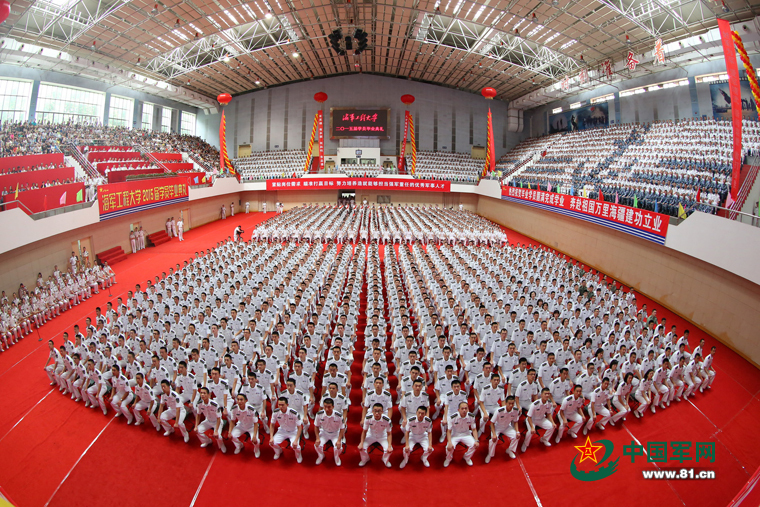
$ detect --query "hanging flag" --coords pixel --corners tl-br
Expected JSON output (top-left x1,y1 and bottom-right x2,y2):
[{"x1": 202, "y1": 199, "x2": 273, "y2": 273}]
[
  {"x1": 59, "y1": 191, "x2": 67, "y2": 205},
  {"x1": 633, "y1": 195, "x2": 638, "y2": 208},
  {"x1": 193, "y1": 176, "x2": 199, "y2": 184},
  {"x1": 547, "y1": 183, "x2": 552, "y2": 192},
  {"x1": 695, "y1": 186, "x2": 701, "y2": 203},
  {"x1": 409, "y1": 114, "x2": 417, "y2": 176},
  {"x1": 399, "y1": 111, "x2": 409, "y2": 170},
  {"x1": 482, "y1": 107, "x2": 495, "y2": 179},
  {"x1": 14, "y1": 182, "x2": 18, "y2": 199},
  {"x1": 303, "y1": 112, "x2": 319, "y2": 173},
  {"x1": 598, "y1": 189, "x2": 604, "y2": 202},
  {"x1": 583, "y1": 188, "x2": 588, "y2": 198},
  {"x1": 726, "y1": 192, "x2": 735, "y2": 208},
  {"x1": 43, "y1": 195, "x2": 47, "y2": 211},
  {"x1": 678, "y1": 203, "x2": 688, "y2": 219},
  {"x1": 76, "y1": 189, "x2": 83, "y2": 202},
  {"x1": 520, "y1": 182, "x2": 523, "y2": 188},
  {"x1": 219, "y1": 110, "x2": 236, "y2": 176},
  {"x1": 655, "y1": 201, "x2": 659, "y2": 213},
  {"x1": 717, "y1": 19, "x2": 742, "y2": 201},
  {"x1": 615, "y1": 192, "x2": 619, "y2": 204}
]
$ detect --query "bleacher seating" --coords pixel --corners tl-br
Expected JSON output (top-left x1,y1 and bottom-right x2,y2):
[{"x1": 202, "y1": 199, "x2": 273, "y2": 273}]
[
  {"x1": 503, "y1": 118, "x2": 760, "y2": 217},
  {"x1": 414, "y1": 151, "x2": 482, "y2": 182},
  {"x1": 338, "y1": 165, "x2": 383, "y2": 177},
  {"x1": 234, "y1": 150, "x2": 308, "y2": 181}
]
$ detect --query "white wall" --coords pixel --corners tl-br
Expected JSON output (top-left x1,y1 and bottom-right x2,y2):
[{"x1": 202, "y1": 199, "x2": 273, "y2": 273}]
[{"x1": 197, "y1": 74, "x2": 531, "y2": 157}]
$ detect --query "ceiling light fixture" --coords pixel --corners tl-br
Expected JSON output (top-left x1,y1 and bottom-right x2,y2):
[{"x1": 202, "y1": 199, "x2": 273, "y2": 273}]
[
  {"x1": 151, "y1": 3, "x2": 159, "y2": 15},
  {"x1": 265, "y1": 10, "x2": 273, "y2": 19}
]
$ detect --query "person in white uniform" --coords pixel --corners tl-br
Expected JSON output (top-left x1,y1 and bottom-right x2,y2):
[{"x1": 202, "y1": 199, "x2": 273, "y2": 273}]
[
  {"x1": 522, "y1": 387, "x2": 556, "y2": 452},
  {"x1": 195, "y1": 387, "x2": 226, "y2": 453},
  {"x1": 230, "y1": 393, "x2": 260, "y2": 456},
  {"x1": 109, "y1": 365, "x2": 134, "y2": 422},
  {"x1": 359, "y1": 403, "x2": 393, "y2": 467},
  {"x1": 150, "y1": 379, "x2": 190, "y2": 443},
  {"x1": 269, "y1": 397, "x2": 304, "y2": 463},
  {"x1": 486, "y1": 395, "x2": 521, "y2": 462},
  {"x1": 556, "y1": 384, "x2": 586, "y2": 443},
  {"x1": 130, "y1": 372, "x2": 155, "y2": 426},
  {"x1": 314, "y1": 398, "x2": 345, "y2": 466},
  {"x1": 400, "y1": 406, "x2": 434, "y2": 469},
  {"x1": 444, "y1": 401, "x2": 479, "y2": 467},
  {"x1": 585, "y1": 377, "x2": 613, "y2": 434},
  {"x1": 177, "y1": 218, "x2": 184, "y2": 242}
]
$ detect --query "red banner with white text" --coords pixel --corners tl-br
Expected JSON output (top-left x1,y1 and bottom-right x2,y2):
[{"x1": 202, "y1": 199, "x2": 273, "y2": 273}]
[
  {"x1": 502, "y1": 186, "x2": 669, "y2": 244},
  {"x1": 267, "y1": 178, "x2": 450, "y2": 192},
  {"x1": 318, "y1": 110, "x2": 325, "y2": 172},
  {"x1": 98, "y1": 176, "x2": 190, "y2": 220}
]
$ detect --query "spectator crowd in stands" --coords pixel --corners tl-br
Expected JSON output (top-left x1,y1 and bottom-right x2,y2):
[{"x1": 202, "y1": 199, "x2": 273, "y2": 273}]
[
  {"x1": 503, "y1": 118, "x2": 760, "y2": 217},
  {"x1": 0, "y1": 120, "x2": 220, "y2": 170}
]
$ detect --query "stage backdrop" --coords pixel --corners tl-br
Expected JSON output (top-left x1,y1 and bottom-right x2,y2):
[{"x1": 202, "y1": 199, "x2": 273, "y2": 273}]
[
  {"x1": 98, "y1": 176, "x2": 189, "y2": 220},
  {"x1": 549, "y1": 102, "x2": 609, "y2": 134},
  {"x1": 710, "y1": 80, "x2": 759, "y2": 121},
  {"x1": 266, "y1": 177, "x2": 450, "y2": 192}
]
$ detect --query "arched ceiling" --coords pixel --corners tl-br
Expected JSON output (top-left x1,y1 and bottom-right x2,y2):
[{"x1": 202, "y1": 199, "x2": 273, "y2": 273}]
[{"x1": 1, "y1": 0, "x2": 757, "y2": 103}]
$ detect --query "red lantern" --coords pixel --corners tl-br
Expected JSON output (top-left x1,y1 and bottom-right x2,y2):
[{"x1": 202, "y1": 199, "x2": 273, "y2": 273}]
[
  {"x1": 0, "y1": 0, "x2": 9, "y2": 24},
  {"x1": 217, "y1": 93, "x2": 232, "y2": 105},
  {"x1": 400, "y1": 94, "x2": 415, "y2": 106},
  {"x1": 314, "y1": 92, "x2": 328, "y2": 103},
  {"x1": 481, "y1": 87, "x2": 497, "y2": 100}
]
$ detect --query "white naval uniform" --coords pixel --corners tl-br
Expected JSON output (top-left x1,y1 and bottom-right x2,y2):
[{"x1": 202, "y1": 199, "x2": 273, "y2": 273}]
[
  {"x1": 230, "y1": 403, "x2": 260, "y2": 454},
  {"x1": 315, "y1": 410, "x2": 345, "y2": 463},
  {"x1": 196, "y1": 399, "x2": 226, "y2": 452},
  {"x1": 523, "y1": 399, "x2": 555, "y2": 450},
  {"x1": 445, "y1": 412, "x2": 478, "y2": 463},
  {"x1": 403, "y1": 415, "x2": 433, "y2": 462},
  {"x1": 557, "y1": 394, "x2": 585, "y2": 441},
  {"x1": 360, "y1": 414, "x2": 393, "y2": 464},
  {"x1": 585, "y1": 386, "x2": 612, "y2": 431},
  {"x1": 488, "y1": 405, "x2": 521, "y2": 457},
  {"x1": 270, "y1": 408, "x2": 303, "y2": 460}
]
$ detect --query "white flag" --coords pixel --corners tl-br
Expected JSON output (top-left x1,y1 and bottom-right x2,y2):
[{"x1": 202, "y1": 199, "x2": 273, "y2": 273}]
[{"x1": 60, "y1": 192, "x2": 67, "y2": 205}]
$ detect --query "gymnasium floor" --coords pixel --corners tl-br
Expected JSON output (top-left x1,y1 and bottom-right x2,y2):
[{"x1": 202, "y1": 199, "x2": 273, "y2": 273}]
[{"x1": 0, "y1": 211, "x2": 759, "y2": 507}]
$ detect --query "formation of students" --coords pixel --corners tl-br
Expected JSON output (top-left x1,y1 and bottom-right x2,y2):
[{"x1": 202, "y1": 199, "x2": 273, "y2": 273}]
[
  {"x1": 42, "y1": 207, "x2": 716, "y2": 467},
  {"x1": 2, "y1": 262, "x2": 115, "y2": 352}
]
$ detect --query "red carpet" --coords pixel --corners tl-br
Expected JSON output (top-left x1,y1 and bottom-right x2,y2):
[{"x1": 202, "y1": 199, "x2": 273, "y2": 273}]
[{"x1": 0, "y1": 211, "x2": 757, "y2": 507}]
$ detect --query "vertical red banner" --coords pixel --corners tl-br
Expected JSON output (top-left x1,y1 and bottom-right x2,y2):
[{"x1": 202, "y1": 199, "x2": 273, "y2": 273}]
[
  {"x1": 399, "y1": 110, "x2": 409, "y2": 170},
  {"x1": 318, "y1": 110, "x2": 325, "y2": 171},
  {"x1": 718, "y1": 18, "x2": 742, "y2": 200},
  {"x1": 219, "y1": 110, "x2": 225, "y2": 173},
  {"x1": 487, "y1": 107, "x2": 495, "y2": 173}
]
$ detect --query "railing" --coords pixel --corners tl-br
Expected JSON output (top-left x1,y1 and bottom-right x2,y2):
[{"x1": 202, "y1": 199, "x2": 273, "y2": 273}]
[
  {"x1": 133, "y1": 144, "x2": 170, "y2": 174},
  {"x1": 729, "y1": 164, "x2": 759, "y2": 220},
  {"x1": 30, "y1": 199, "x2": 96, "y2": 219},
  {"x1": 674, "y1": 201, "x2": 758, "y2": 227},
  {"x1": 189, "y1": 153, "x2": 214, "y2": 174},
  {"x1": 63, "y1": 143, "x2": 99, "y2": 178}
]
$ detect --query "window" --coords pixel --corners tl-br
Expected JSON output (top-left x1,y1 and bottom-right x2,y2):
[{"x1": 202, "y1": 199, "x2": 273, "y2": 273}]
[
  {"x1": 590, "y1": 93, "x2": 614, "y2": 104},
  {"x1": 108, "y1": 95, "x2": 133, "y2": 128},
  {"x1": 161, "y1": 107, "x2": 173, "y2": 133},
  {"x1": 36, "y1": 83, "x2": 105, "y2": 124},
  {"x1": 142, "y1": 103, "x2": 154, "y2": 130},
  {"x1": 181, "y1": 112, "x2": 196, "y2": 135},
  {"x1": 0, "y1": 79, "x2": 32, "y2": 123}
]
